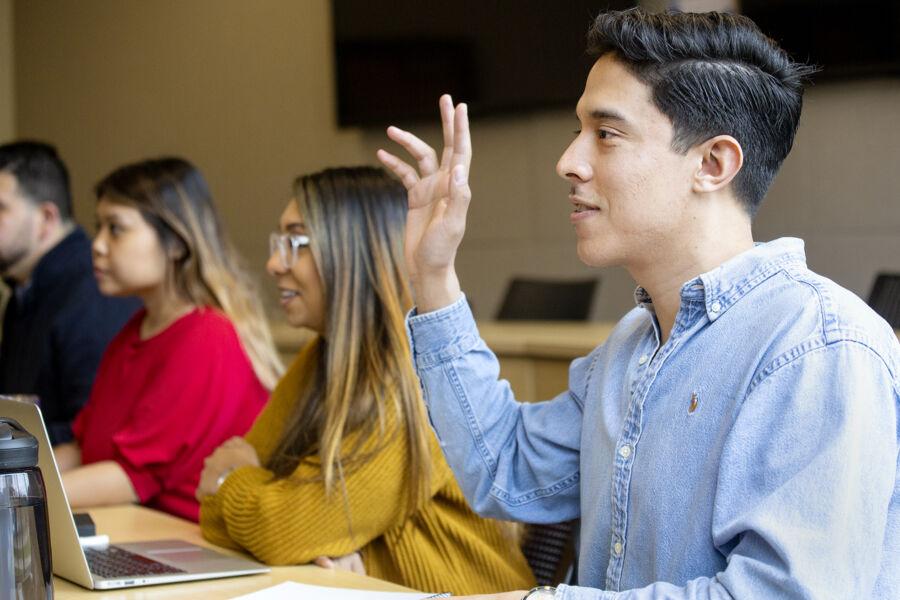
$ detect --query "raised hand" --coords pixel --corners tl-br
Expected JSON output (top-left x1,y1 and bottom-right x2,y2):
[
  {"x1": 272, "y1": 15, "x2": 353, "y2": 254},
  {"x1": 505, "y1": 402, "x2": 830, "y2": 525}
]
[{"x1": 377, "y1": 94, "x2": 472, "y2": 313}]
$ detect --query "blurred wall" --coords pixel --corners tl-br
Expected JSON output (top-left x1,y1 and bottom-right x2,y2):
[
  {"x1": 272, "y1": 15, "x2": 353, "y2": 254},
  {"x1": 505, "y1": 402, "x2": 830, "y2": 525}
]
[
  {"x1": 13, "y1": 0, "x2": 367, "y2": 310},
  {"x1": 0, "y1": 0, "x2": 13, "y2": 140},
  {"x1": 0, "y1": 0, "x2": 14, "y2": 325},
  {"x1": 754, "y1": 79, "x2": 900, "y2": 299},
  {"x1": 13, "y1": 1, "x2": 900, "y2": 321}
]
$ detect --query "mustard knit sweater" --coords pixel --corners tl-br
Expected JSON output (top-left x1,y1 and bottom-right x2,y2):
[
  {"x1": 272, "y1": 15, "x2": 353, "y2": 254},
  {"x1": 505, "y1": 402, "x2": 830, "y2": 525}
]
[{"x1": 200, "y1": 343, "x2": 535, "y2": 595}]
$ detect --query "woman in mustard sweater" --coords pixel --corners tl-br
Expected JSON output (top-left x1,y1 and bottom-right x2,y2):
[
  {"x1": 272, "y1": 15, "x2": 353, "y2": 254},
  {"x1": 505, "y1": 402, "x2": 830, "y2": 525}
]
[{"x1": 197, "y1": 167, "x2": 534, "y2": 594}]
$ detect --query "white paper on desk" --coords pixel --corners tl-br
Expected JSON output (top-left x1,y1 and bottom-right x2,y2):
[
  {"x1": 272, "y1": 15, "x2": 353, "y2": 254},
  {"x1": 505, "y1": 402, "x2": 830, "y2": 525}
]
[{"x1": 232, "y1": 581, "x2": 433, "y2": 600}]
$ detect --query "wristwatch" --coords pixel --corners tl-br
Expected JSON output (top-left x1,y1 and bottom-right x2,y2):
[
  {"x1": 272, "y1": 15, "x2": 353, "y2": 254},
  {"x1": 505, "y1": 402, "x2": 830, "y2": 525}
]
[{"x1": 522, "y1": 586, "x2": 557, "y2": 600}]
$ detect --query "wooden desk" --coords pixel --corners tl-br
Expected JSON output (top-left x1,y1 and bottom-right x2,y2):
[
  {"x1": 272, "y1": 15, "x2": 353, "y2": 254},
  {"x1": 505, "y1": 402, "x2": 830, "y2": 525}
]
[
  {"x1": 271, "y1": 320, "x2": 614, "y2": 403},
  {"x1": 475, "y1": 321, "x2": 614, "y2": 401},
  {"x1": 54, "y1": 505, "x2": 413, "y2": 599}
]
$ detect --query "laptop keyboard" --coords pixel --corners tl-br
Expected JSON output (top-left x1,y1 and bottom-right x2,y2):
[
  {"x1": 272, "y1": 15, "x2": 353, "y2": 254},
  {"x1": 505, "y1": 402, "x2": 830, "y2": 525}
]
[{"x1": 85, "y1": 545, "x2": 187, "y2": 579}]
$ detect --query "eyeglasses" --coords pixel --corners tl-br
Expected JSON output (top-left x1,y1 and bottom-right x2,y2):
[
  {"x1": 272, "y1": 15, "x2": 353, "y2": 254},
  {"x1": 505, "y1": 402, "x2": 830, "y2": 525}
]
[{"x1": 269, "y1": 232, "x2": 311, "y2": 269}]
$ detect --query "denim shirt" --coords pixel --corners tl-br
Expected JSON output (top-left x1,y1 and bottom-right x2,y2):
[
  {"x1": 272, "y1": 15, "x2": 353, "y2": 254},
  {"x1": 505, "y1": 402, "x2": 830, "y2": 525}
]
[{"x1": 407, "y1": 238, "x2": 899, "y2": 599}]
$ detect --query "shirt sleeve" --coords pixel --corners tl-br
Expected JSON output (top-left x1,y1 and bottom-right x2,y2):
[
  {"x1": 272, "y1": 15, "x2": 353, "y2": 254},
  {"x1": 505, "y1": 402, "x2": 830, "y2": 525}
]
[
  {"x1": 557, "y1": 339, "x2": 898, "y2": 599},
  {"x1": 200, "y1": 411, "x2": 453, "y2": 565},
  {"x1": 407, "y1": 294, "x2": 587, "y2": 523},
  {"x1": 47, "y1": 299, "x2": 130, "y2": 444}
]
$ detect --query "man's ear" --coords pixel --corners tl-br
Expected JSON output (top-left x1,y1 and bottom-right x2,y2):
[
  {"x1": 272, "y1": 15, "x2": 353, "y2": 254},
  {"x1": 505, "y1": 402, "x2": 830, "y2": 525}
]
[
  {"x1": 692, "y1": 135, "x2": 743, "y2": 194},
  {"x1": 37, "y1": 202, "x2": 62, "y2": 241}
]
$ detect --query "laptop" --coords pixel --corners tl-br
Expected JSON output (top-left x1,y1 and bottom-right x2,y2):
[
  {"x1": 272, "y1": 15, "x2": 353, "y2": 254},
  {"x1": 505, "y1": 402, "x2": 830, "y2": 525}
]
[{"x1": 0, "y1": 397, "x2": 270, "y2": 590}]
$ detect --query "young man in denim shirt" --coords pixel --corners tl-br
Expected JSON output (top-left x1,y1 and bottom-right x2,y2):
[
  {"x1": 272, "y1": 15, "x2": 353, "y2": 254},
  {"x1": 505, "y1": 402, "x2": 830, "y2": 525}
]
[{"x1": 378, "y1": 9, "x2": 899, "y2": 600}]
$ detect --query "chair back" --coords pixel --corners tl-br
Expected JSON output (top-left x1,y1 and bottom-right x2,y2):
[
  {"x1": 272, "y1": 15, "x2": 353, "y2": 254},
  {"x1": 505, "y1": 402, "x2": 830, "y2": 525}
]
[
  {"x1": 520, "y1": 520, "x2": 578, "y2": 586},
  {"x1": 867, "y1": 273, "x2": 900, "y2": 329},
  {"x1": 497, "y1": 278, "x2": 598, "y2": 321}
]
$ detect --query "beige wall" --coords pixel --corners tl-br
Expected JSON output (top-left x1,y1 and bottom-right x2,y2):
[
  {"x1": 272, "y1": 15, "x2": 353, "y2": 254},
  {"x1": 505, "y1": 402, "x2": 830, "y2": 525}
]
[
  {"x1": 754, "y1": 79, "x2": 900, "y2": 299},
  {"x1": 13, "y1": 1, "x2": 900, "y2": 321},
  {"x1": 13, "y1": 0, "x2": 367, "y2": 311},
  {"x1": 0, "y1": 0, "x2": 14, "y2": 141}
]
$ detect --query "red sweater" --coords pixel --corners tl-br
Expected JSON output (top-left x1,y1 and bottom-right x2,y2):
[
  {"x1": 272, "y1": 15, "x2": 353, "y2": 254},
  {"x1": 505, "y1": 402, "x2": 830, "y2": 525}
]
[{"x1": 73, "y1": 307, "x2": 268, "y2": 521}]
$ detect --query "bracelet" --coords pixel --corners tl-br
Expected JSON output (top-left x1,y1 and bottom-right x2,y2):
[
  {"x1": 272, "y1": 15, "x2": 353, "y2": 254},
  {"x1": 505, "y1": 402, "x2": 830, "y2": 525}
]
[{"x1": 215, "y1": 467, "x2": 235, "y2": 492}]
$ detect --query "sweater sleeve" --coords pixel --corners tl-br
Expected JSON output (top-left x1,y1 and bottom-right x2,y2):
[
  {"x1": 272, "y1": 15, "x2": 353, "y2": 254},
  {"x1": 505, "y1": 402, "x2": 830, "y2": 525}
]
[
  {"x1": 200, "y1": 341, "x2": 454, "y2": 564},
  {"x1": 200, "y1": 409, "x2": 450, "y2": 565}
]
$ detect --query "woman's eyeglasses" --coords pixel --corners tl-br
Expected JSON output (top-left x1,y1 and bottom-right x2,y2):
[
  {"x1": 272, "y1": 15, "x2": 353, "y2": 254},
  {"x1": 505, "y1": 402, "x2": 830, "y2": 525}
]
[{"x1": 269, "y1": 232, "x2": 311, "y2": 269}]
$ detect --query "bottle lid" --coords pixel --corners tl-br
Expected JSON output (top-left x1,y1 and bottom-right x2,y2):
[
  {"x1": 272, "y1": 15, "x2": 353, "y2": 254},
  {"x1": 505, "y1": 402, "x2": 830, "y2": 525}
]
[{"x1": 0, "y1": 418, "x2": 39, "y2": 469}]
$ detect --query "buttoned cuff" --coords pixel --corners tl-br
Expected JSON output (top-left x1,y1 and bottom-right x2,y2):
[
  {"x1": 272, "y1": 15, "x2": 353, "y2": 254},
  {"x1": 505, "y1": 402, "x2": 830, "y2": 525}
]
[{"x1": 405, "y1": 293, "x2": 481, "y2": 369}]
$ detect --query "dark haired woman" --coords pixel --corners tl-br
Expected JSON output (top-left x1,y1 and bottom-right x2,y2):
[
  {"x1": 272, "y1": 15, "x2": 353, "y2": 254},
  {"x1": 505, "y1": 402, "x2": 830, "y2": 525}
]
[{"x1": 55, "y1": 157, "x2": 282, "y2": 522}]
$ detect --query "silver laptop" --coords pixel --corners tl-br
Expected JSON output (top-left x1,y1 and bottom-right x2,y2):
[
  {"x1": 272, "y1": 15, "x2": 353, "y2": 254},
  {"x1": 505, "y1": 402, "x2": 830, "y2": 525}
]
[{"x1": 0, "y1": 397, "x2": 270, "y2": 590}]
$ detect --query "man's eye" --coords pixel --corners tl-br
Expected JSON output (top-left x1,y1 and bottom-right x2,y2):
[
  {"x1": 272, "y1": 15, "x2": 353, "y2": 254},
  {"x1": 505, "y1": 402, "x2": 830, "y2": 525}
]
[{"x1": 597, "y1": 130, "x2": 611, "y2": 140}]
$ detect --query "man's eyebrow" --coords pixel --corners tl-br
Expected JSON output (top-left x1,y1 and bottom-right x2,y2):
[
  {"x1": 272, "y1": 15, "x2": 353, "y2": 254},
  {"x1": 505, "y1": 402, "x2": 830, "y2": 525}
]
[
  {"x1": 283, "y1": 222, "x2": 306, "y2": 232},
  {"x1": 588, "y1": 108, "x2": 629, "y2": 123},
  {"x1": 576, "y1": 107, "x2": 630, "y2": 124}
]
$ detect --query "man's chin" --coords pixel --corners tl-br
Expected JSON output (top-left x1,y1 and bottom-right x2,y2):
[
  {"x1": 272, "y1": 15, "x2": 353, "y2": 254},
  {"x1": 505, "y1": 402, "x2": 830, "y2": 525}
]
[
  {"x1": 576, "y1": 242, "x2": 617, "y2": 269},
  {"x1": 0, "y1": 250, "x2": 30, "y2": 279}
]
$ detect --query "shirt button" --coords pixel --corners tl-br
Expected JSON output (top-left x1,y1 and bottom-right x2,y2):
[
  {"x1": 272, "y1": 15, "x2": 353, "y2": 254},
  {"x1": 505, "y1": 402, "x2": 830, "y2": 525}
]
[
  {"x1": 613, "y1": 541, "x2": 623, "y2": 556},
  {"x1": 618, "y1": 444, "x2": 632, "y2": 459},
  {"x1": 711, "y1": 301, "x2": 722, "y2": 313},
  {"x1": 638, "y1": 354, "x2": 648, "y2": 365}
]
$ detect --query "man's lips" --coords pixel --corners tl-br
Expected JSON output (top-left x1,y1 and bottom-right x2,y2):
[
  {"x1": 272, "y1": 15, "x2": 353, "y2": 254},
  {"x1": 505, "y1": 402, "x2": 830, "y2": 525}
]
[
  {"x1": 569, "y1": 194, "x2": 600, "y2": 213},
  {"x1": 572, "y1": 201, "x2": 599, "y2": 213}
]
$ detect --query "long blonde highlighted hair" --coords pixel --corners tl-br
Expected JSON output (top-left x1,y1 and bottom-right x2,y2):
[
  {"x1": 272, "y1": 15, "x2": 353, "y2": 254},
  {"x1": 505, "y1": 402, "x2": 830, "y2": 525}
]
[
  {"x1": 94, "y1": 157, "x2": 283, "y2": 389},
  {"x1": 265, "y1": 166, "x2": 431, "y2": 514}
]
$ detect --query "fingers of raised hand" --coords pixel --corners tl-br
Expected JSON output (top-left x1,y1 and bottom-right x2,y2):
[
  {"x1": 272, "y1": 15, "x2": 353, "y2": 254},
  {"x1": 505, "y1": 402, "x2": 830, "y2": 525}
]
[
  {"x1": 439, "y1": 94, "x2": 456, "y2": 168},
  {"x1": 446, "y1": 165, "x2": 472, "y2": 229},
  {"x1": 452, "y1": 102, "x2": 472, "y2": 171},
  {"x1": 377, "y1": 149, "x2": 420, "y2": 191},
  {"x1": 386, "y1": 126, "x2": 440, "y2": 175}
]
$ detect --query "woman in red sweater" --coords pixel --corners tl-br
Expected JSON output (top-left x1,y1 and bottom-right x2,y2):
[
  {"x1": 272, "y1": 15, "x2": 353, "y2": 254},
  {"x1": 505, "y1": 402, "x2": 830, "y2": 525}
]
[{"x1": 53, "y1": 157, "x2": 282, "y2": 521}]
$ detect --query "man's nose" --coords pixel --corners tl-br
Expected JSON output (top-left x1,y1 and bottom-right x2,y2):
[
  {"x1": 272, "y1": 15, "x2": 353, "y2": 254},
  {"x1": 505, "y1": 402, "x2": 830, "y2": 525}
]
[{"x1": 556, "y1": 136, "x2": 592, "y2": 183}]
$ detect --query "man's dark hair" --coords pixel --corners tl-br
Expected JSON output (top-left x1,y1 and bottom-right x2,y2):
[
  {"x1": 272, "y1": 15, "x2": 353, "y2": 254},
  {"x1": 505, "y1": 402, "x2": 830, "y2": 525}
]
[
  {"x1": 587, "y1": 10, "x2": 818, "y2": 215},
  {"x1": 0, "y1": 141, "x2": 73, "y2": 221}
]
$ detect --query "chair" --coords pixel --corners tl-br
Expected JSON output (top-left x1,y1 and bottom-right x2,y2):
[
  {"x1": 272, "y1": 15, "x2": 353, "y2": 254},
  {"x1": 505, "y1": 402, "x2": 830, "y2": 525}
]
[
  {"x1": 496, "y1": 278, "x2": 599, "y2": 321},
  {"x1": 520, "y1": 520, "x2": 578, "y2": 586},
  {"x1": 867, "y1": 273, "x2": 900, "y2": 329}
]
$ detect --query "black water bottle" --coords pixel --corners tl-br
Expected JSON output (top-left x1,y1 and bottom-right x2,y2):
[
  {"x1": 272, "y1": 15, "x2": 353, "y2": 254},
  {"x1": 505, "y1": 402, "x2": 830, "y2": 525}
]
[{"x1": 0, "y1": 418, "x2": 53, "y2": 599}]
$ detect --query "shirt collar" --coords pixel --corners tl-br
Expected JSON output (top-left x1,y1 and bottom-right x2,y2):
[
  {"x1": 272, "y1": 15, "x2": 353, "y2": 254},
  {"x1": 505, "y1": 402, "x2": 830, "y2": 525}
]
[
  {"x1": 5, "y1": 227, "x2": 90, "y2": 303},
  {"x1": 634, "y1": 237, "x2": 808, "y2": 322}
]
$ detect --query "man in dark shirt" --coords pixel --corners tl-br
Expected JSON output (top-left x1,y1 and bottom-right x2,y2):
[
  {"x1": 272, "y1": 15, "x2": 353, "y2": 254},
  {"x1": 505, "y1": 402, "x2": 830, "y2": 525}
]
[{"x1": 0, "y1": 141, "x2": 138, "y2": 444}]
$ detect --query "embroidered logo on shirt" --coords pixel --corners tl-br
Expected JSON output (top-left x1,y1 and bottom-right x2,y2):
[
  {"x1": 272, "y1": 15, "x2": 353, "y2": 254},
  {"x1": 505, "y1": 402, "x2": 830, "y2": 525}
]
[{"x1": 689, "y1": 392, "x2": 699, "y2": 414}]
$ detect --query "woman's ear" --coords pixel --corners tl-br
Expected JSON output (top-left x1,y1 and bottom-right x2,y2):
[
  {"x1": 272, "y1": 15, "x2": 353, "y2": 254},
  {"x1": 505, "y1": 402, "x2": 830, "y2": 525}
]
[
  {"x1": 692, "y1": 135, "x2": 743, "y2": 194},
  {"x1": 166, "y1": 238, "x2": 189, "y2": 261}
]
